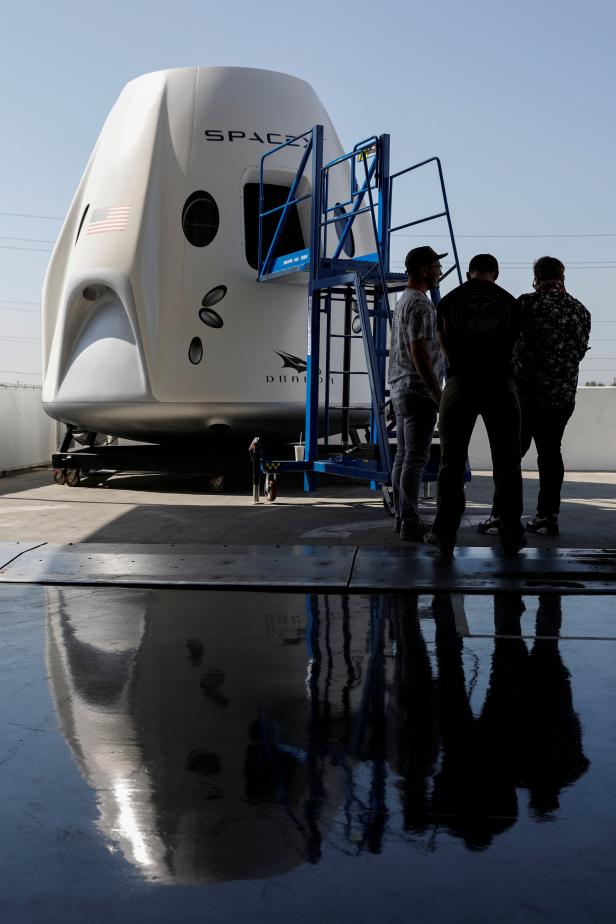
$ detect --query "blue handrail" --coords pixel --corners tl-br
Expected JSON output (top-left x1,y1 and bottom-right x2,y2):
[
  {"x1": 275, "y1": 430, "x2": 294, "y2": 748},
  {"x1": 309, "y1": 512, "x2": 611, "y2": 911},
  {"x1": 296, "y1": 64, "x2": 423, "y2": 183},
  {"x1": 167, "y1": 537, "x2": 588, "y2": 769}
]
[
  {"x1": 389, "y1": 156, "x2": 463, "y2": 286},
  {"x1": 258, "y1": 128, "x2": 315, "y2": 276},
  {"x1": 258, "y1": 129, "x2": 386, "y2": 280}
]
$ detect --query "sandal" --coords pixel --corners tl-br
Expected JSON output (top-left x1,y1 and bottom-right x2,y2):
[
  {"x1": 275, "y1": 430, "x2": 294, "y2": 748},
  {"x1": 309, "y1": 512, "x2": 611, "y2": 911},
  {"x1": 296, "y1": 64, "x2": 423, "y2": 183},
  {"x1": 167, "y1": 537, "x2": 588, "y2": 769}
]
[{"x1": 477, "y1": 515, "x2": 501, "y2": 534}]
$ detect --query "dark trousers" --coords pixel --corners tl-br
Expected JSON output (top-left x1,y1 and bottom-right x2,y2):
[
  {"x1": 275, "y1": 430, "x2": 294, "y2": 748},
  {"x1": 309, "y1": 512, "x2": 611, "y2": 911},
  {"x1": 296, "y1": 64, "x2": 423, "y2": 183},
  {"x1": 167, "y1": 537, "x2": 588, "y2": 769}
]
[
  {"x1": 432, "y1": 376, "x2": 523, "y2": 544},
  {"x1": 493, "y1": 402, "x2": 574, "y2": 519},
  {"x1": 520, "y1": 402, "x2": 574, "y2": 517}
]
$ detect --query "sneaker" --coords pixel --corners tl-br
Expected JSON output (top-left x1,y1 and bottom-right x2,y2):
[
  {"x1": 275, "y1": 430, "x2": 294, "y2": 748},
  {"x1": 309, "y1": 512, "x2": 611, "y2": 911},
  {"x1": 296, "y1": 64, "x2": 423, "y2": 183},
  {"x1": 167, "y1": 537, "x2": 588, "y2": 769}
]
[
  {"x1": 477, "y1": 515, "x2": 501, "y2": 535},
  {"x1": 526, "y1": 515, "x2": 559, "y2": 536},
  {"x1": 399, "y1": 520, "x2": 427, "y2": 541},
  {"x1": 423, "y1": 532, "x2": 454, "y2": 558}
]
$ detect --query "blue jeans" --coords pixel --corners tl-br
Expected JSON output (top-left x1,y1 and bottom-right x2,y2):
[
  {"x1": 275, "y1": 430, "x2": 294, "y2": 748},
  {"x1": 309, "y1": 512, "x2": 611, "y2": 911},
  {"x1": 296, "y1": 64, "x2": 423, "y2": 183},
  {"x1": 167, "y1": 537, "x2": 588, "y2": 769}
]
[{"x1": 391, "y1": 393, "x2": 438, "y2": 525}]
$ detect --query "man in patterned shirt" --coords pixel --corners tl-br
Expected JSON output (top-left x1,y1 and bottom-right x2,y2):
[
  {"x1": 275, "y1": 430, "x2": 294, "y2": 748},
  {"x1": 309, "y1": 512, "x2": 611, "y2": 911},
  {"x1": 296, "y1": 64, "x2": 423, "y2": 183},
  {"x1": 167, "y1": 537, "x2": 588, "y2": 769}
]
[
  {"x1": 388, "y1": 246, "x2": 446, "y2": 540},
  {"x1": 481, "y1": 256, "x2": 591, "y2": 536}
]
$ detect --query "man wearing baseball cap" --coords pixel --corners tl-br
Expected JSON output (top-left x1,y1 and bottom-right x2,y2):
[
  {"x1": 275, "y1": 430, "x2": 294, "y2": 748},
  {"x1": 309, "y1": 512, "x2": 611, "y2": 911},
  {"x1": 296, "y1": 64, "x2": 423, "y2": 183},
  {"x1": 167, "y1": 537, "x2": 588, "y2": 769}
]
[{"x1": 388, "y1": 246, "x2": 446, "y2": 540}]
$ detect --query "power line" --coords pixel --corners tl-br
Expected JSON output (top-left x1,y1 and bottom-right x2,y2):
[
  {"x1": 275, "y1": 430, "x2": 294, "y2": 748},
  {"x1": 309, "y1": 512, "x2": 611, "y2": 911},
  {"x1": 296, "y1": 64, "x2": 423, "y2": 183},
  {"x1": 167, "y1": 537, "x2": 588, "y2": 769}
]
[
  {"x1": 0, "y1": 335, "x2": 41, "y2": 343},
  {"x1": 0, "y1": 245, "x2": 52, "y2": 253},
  {"x1": 393, "y1": 232, "x2": 616, "y2": 238},
  {"x1": 0, "y1": 210, "x2": 62, "y2": 220},
  {"x1": 0, "y1": 234, "x2": 56, "y2": 244},
  {"x1": 0, "y1": 369, "x2": 41, "y2": 376},
  {"x1": 0, "y1": 305, "x2": 40, "y2": 313}
]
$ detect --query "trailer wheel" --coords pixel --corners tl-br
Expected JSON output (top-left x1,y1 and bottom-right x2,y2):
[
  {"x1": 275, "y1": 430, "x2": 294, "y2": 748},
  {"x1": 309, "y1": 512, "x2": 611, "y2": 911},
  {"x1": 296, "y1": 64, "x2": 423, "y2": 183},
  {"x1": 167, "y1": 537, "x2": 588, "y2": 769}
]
[
  {"x1": 265, "y1": 475, "x2": 277, "y2": 503},
  {"x1": 52, "y1": 468, "x2": 67, "y2": 486},
  {"x1": 65, "y1": 469, "x2": 81, "y2": 487}
]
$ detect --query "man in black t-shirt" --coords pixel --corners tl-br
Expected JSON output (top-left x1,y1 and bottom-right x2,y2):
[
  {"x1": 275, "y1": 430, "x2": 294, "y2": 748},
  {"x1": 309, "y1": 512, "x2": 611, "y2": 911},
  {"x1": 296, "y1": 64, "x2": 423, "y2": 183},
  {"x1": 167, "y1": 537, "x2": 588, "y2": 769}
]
[{"x1": 424, "y1": 254, "x2": 525, "y2": 555}]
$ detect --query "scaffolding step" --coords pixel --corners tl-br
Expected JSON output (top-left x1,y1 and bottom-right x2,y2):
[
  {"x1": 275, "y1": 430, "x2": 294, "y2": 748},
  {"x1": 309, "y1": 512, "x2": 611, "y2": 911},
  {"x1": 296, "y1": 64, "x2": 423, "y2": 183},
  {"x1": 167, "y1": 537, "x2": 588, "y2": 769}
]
[{"x1": 330, "y1": 405, "x2": 373, "y2": 411}]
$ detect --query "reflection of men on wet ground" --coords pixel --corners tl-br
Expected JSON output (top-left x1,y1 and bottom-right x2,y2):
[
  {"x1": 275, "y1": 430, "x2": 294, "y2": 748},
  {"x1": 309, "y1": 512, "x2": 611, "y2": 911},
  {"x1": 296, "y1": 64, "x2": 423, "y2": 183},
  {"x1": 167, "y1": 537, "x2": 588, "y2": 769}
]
[
  {"x1": 425, "y1": 254, "x2": 524, "y2": 556},
  {"x1": 389, "y1": 595, "x2": 438, "y2": 834},
  {"x1": 425, "y1": 593, "x2": 589, "y2": 847},
  {"x1": 518, "y1": 594, "x2": 590, "y2": 814},
  {"x1": 430, "y1": 594, "x2": 520, "y2": 848}
]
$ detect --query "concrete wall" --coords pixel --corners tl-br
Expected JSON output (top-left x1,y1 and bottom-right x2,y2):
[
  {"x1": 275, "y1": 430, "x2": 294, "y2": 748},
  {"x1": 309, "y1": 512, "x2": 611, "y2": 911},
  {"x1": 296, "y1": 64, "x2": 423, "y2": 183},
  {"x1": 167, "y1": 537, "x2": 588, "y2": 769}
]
[
  {"x1": 1, "y1": 383, "x2": 613, "y2": 476},
  {"x1": 468, "y1": 387, "x2": 615, "y2": 471},
  {"x1": 0, "y1": 384, "x2": 52, "y2": 473}
]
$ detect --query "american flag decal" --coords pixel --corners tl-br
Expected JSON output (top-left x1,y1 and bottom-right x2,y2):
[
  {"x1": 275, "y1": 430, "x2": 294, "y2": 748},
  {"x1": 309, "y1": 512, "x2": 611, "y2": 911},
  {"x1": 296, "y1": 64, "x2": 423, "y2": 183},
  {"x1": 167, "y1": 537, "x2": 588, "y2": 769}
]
[{"x1": 87, "y1": 205, "x2": 131, "y2": 234}]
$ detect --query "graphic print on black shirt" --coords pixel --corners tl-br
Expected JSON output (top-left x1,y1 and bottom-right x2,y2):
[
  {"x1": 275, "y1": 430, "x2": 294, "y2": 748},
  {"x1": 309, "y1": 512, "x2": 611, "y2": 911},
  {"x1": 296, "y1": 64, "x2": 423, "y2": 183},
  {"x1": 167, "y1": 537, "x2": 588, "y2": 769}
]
[
  {"x1": 437, "y1": 279, "x2": 520, "y2": 376},
  {"x1": 437, "y1": 279, "x2": 520, "y2": 378}
]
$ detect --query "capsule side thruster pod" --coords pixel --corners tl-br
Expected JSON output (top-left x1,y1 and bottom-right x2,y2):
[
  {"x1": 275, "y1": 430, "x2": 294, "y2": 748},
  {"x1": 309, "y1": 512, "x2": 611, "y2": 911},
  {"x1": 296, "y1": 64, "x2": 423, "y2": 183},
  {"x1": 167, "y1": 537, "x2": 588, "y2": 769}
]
[{"x1": 42, "y1": 67, "x2": 374, "y2": 443}]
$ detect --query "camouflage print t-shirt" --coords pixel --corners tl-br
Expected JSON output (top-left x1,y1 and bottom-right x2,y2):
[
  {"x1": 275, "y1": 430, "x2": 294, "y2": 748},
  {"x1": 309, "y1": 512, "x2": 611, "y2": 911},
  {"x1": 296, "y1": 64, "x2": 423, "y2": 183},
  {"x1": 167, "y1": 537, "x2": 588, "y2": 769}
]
[{"x1": 388, "y1": 288, "x2": 444, "y2": 400}]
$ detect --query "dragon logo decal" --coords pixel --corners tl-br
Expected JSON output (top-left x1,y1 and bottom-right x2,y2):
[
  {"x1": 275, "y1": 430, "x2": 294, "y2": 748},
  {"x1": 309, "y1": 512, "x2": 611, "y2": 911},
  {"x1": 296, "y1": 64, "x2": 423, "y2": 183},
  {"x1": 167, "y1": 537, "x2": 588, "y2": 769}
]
[{"x1": 273, "y1": 350, "x2": 308, "y2": 374}]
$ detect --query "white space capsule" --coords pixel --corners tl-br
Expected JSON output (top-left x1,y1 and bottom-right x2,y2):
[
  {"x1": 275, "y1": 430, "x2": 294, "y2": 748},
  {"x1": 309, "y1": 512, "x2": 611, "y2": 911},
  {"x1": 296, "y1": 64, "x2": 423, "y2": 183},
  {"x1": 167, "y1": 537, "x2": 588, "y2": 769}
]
[{"x1": 42, "y1": 67, "x2": 373, "y2": 444}]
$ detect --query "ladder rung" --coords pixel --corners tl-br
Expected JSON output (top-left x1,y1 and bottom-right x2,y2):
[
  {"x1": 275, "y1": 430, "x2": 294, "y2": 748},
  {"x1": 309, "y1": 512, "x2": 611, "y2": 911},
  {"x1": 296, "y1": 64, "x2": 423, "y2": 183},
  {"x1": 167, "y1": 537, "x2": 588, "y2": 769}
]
[
  {"x1": 330, "y1": 405, "x2": 374, "y2": 411},
  {"x1": 329, "y1": 334, "x2": 363, "y2": 339}
]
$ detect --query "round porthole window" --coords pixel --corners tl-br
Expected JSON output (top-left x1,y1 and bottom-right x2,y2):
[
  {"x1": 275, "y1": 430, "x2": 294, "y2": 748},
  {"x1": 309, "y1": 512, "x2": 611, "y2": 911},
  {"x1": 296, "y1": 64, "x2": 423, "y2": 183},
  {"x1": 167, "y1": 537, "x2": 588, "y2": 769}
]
[
  {"x1": 352, "y1": 316, "x2": 362, "y2": 334},
  {"x1": 202, "y1": 285, "x2": 227, "y2": 308},
  {"x1": 334, "y1": 203, "x2": 355, "y2": 258},
  {"x1": 182, "y1": 191, "x2": 219, "y2": 247},
  {"x1": 189, "y1": 337, "x2": 203, "y2": 364},
  {"x1": 199, "y1": 307, "x2": 223, "y2": 328}
]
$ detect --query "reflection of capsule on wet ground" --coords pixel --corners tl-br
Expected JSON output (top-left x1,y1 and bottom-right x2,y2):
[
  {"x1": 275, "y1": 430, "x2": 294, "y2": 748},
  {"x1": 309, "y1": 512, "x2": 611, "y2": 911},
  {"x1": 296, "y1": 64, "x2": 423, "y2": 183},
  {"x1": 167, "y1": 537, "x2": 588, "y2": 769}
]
[
  {"x1": 44, "y1": 587, "x2": 591, "y2": 880},
  {"x1": 45, "y1": 588, "x2": 388, "y2": 882},
  {"x1": 41, "y1": 66, "x2": 375, "y2": 447}
]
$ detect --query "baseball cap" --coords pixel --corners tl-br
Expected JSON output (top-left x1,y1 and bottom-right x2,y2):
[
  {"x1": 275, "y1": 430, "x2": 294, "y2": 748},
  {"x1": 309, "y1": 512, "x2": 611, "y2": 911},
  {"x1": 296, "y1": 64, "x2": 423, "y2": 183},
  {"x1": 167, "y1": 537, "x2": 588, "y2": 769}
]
[{"x1": 404, "y1": 246, "x2": 448, "y2": 274}]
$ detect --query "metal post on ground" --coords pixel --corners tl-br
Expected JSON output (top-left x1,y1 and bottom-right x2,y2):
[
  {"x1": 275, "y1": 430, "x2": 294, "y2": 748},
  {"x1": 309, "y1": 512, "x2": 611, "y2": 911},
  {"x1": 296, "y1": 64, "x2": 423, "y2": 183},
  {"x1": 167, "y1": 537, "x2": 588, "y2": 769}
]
[
  {"x1": 342, "y1": 288, "x2": 352, "y2": 448},
  {"x1": 303, "y1": 124, "x2": 324, "y2": 494},
  {"x1": 249, "y1": 437, "x2": 261, "y2": 504}
]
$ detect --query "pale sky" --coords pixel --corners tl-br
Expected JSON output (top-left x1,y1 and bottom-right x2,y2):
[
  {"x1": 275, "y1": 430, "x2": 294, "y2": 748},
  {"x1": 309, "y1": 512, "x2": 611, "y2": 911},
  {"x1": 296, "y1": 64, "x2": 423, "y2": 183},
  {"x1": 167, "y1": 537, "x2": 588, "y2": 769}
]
[{"x1": 1, "y1": 0, "x2": 614, "y2": 383}]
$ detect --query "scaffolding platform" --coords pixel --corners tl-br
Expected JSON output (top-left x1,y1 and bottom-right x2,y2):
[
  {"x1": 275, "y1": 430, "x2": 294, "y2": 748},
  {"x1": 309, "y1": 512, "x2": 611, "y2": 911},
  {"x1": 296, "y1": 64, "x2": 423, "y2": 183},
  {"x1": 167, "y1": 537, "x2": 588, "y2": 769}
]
[{"x1": 256, "y1": 124, "x2": 462, "y2": 493}]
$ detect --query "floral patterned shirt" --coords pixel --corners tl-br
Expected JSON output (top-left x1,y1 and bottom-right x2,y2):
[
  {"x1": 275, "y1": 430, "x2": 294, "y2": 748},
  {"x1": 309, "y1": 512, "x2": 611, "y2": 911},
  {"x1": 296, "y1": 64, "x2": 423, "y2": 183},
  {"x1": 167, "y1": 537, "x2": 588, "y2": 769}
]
[{"x1": 513, "y1": 282, "x2": 591, "y2": 407}]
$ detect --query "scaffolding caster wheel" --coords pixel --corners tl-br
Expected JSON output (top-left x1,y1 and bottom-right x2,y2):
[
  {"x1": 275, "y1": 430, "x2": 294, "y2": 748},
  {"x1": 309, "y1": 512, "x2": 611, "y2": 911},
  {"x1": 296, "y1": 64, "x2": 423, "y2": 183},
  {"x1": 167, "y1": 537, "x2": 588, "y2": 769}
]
[
  {"x1": 265, "y1": 475, "x2": 278, "y2": 503},
  {"x1": 65, "y1": 469, "x2": 81, "y2": 487},
  {"x1": 52, "y1": 468, "x2": 67, "y2": 486},
  {"x1": 208, "y1": 475, "x2": 225, "y2": 493}
]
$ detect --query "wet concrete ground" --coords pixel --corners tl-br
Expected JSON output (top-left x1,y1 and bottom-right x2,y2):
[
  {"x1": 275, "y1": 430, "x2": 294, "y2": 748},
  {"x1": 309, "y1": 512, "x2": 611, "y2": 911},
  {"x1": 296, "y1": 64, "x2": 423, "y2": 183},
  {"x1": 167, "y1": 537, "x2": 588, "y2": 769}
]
[
  {"x1": 2, "y1": 585, "x2": 616, "y2": 923},
  {"x1": 0, "y1": 468, "x2": 615, "y2": 548},
  {"x1": 1, "y1": 469, "x2": 615, "y2": 920}
]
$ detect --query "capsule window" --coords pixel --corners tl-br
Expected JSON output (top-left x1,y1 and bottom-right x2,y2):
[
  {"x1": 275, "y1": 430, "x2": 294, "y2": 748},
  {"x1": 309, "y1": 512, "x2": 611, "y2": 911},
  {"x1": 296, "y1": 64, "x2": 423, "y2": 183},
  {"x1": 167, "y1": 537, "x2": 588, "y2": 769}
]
[
  {"x1": 243, "y1": 183, "x2": 305, "y2": 271},
  {"x1": 75, "y1": 204, "x2": 90, "y2": 245},
  {"x1": 334, "y1": 203, "x2": 355, "y2": 258},
  {"x1": 199, "y1": 307, "x2": 223, "y2": 329},
  {"x1": 188, "y1": 337, "x2": 203, "y2": 364},
  {"x1": 202, "y1": 285, "x2": 227, "y2": 308},
  {"x1": 182, "y1": 191, "x2": 219, "y2": 247},
  {"x1": 352, "y1": 315, "x2": 362, "y2": 334}
]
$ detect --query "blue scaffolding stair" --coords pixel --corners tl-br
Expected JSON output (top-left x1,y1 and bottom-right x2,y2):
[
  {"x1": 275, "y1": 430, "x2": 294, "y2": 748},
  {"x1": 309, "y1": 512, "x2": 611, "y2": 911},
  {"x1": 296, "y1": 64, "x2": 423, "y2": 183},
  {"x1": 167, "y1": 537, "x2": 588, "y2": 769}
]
[{"x1": 256, "y1": 125, "x2": 462, "y2": 494}]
